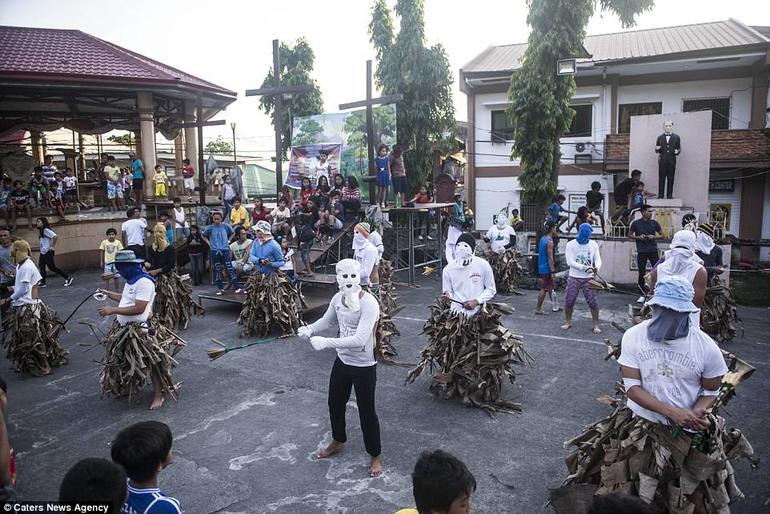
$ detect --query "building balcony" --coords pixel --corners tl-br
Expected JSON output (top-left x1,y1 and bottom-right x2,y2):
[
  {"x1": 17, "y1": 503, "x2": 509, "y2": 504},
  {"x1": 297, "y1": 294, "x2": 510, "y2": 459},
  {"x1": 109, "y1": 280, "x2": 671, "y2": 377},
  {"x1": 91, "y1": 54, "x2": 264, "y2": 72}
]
[{"x1": 604, "y1": 129, "x2": 770, "y2": 170}]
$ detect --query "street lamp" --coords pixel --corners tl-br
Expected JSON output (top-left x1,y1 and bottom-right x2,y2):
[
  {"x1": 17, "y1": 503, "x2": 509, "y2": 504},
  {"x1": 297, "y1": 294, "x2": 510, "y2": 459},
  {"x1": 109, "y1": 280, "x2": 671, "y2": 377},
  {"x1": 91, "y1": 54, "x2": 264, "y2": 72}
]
[{"x1": 557, "y1": 58, "x2": 577, "y2": 75}]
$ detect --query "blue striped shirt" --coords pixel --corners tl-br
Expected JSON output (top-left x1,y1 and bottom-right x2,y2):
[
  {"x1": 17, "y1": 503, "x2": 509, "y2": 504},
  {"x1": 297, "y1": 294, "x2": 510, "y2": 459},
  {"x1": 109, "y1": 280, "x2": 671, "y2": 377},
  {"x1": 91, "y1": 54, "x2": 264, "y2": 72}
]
[{"x1": 122, "y1": 482, "x2": 183, "y2": 514}]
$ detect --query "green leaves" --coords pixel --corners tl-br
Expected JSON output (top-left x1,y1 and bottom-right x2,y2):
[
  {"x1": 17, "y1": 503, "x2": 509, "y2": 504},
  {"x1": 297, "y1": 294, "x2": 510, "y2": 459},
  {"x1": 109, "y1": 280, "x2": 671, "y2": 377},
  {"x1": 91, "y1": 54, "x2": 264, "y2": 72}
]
[
  {"x1": 258, "y1": 38, "x2": 324, "y2": 156},
  {"x1": 369, "y1": 0, "x2": 456, "y2": 192},
  {"x1": 508, "y1": 0, "x2": 652, "y2": 204}
]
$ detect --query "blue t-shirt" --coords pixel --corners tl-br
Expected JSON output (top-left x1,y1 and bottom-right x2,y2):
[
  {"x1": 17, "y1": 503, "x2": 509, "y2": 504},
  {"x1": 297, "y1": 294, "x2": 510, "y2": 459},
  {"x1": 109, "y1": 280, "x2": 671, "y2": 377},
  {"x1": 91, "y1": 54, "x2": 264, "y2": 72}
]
[
  {"x1": 122, "y1": 483, "x2": 182, "y2": 514},
  {"x1": 538, "y1": 235, "x2": 552, "y2": 274},
  {"x1": 452, "y1": 202, "x2": 465, "y2": 223},
  {"x1": 632, "y1": 191, "x2": 644, "y2": 208},
  {"x1": 202, "y1": 223, "x2": 233, "y2": 251},
  {"x1": 131, "y1": 159, "x2": 144, "y2": 180},
  {"x1": 0, "y1": 187, "x2": 10, "y2": 208},
  {"x1": 548, "y1": 202, "x2": 564, "y2": 222},
  {"x1": 374, "y1": 156, "x2": 389, "y2": 173},
  {"x1": 248, "y1": 238, "x2": 285, "y2": 274}
]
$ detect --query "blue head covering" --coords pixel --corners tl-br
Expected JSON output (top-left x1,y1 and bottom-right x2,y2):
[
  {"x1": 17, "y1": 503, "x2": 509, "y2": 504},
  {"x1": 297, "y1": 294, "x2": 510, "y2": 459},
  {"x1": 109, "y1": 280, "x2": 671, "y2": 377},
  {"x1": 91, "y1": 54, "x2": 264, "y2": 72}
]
[
  {"x1": 115, "y1": 262, "x2": 155, "y2": 285},
  {"x1": 576, "y1": 223, "x2": 593, "y2": 244}
]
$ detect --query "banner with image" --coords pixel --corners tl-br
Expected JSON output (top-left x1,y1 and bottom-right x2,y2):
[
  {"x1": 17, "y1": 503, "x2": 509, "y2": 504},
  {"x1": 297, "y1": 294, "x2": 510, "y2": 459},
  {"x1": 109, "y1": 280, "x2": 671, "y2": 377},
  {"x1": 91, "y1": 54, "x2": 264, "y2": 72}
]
[{"x1": 285, "y1": 143, "x2": 342, "y2": 189}]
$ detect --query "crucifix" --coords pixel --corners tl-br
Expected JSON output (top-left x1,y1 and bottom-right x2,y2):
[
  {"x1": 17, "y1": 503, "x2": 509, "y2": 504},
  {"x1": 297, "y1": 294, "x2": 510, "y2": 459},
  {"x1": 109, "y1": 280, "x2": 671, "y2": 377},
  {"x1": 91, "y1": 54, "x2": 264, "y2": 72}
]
[
  {"x1": 339, "y1": 60, "x2": 403, "y2": 201},
  {"x1": 176, "y1": 94, "x2": 226, "y2": 204},
  {"x1": 246, "y1": 39, "x2": 314, "y2": 198}
]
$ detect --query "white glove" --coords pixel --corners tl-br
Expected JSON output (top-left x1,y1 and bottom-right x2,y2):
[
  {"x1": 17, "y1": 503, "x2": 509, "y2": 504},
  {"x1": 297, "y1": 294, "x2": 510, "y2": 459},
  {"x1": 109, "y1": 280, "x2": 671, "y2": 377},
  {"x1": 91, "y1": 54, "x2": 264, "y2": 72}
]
[
  {"x1": 310, "y1": 336, "x2": 327, "y2": 351},
  {"x1": 497, "y1": 247, "x2": 506, "y2": 254},
  {"x1": 297, "y1": 325, "x2": 312, "y2": 340}
]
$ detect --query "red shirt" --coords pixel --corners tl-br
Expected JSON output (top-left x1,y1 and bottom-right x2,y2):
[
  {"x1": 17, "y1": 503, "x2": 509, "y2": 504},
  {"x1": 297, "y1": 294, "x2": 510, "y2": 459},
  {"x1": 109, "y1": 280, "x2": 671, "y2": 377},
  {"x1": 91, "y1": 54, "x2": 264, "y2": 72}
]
[
  {"x1": 252, "y1": 207, "x2": 271, "y2": 224},
  {"x1": 300, "y1": 187, "x2": 316, "y2": 206},
  {"x1": 182, "y1": 165, "x2": 195, "y2": 179},
  {"x1": 415, "y1": 193, "x2": 431, "y2": 203}
]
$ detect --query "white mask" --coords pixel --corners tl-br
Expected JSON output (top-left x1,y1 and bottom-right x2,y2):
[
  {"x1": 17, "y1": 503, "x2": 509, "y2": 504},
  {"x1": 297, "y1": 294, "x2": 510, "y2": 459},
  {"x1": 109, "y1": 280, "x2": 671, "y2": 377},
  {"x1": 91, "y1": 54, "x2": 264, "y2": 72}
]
[
  {"x1": 496, "y1": 219, "x2": 507, "y2": 230},
  {"x1": 336, "y1": 258, "x2": 362, "y2": 312},
  {"x1": 353, "y1": 232, "x2": 367, "y2": 251},
  {"x1": 455, "y1": 242, "x2": 474, "y2": 266}
]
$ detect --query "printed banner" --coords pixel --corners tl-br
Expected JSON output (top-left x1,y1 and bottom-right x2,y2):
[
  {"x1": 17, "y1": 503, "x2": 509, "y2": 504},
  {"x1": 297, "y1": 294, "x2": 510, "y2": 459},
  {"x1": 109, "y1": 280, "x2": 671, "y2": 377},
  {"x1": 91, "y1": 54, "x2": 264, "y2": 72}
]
[
  {"x1": 290, "y1": 104, "x2": 397, "y2": 188},
  {"x1": 285, "y1": 143, "x2": 342, "y2": 189}
]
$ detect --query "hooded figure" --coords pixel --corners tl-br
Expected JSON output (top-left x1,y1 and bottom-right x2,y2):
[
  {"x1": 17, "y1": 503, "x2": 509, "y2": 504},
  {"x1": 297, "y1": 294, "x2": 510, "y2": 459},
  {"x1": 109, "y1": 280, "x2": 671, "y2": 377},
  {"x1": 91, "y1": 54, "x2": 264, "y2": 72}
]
[
  {"x1": 443, "y1": 233, "x2": 496, "y2": 316},
  {"x1": 576, "y1": 222, "x2": 592, "y2": 244},
  {"x1": 645, "y1": 276, "x2": 699, "y2": 342},
  {"x1": 8, "y1": 239, "x2": 41, "y2": 307},
  {"x1": 563, "y1": 223, "x2": 602, "y2": 333},
  {"x1": 248, "y1": 220, "x2": 284, "y2": 275},
  {"x1": 485, "y1": 213, "x2": 516, "y2": 254},
  {"x1": 653, "y1": 230, "x2": 707, "y2": 329},
  {"x1": 353, "y1": 222, "x2": 379, "y2": 288}
]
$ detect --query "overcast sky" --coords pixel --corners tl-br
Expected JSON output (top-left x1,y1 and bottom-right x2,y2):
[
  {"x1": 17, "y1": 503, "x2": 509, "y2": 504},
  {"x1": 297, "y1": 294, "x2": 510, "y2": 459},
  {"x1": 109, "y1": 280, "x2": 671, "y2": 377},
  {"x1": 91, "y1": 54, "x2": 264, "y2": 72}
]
[{"x1": 2, "y1": 0, "x2": 769, "y2": 158}]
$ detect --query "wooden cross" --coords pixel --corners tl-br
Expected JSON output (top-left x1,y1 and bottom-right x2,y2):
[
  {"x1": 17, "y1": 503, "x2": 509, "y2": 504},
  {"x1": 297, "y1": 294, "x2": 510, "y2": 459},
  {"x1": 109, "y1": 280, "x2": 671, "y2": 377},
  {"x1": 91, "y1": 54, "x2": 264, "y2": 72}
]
[
  {"x1": 339, "y1": 60, "x2": 402, "y2": 200},
  {"x1": 246, "y1": 39, "x2": 314, "y2": 197},
  {"x1": 176, "y1": 94, "x2": 226, "y2": 204}
]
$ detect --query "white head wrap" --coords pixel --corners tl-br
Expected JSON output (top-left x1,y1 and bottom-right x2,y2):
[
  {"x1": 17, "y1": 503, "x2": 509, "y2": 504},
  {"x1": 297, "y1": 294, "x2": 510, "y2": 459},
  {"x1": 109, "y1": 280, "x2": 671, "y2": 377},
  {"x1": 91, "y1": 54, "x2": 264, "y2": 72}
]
[{"x1": 336, "y1": 258, "x2": 363, "y2": 312}]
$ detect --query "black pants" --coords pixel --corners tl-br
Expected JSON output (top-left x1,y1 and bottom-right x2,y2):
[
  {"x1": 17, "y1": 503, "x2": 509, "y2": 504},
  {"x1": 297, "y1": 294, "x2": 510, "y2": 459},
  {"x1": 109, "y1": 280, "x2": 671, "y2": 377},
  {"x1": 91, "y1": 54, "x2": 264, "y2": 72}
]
[
  {"x1": 126, "y1": 244, "x2": 146, "y2": 260},
  {"x1": 658, "y1": 157, "x2": 676, "y2": 199},
  {"x1": 39, "y1": 250, "x2": 69, "y2": 283},
  {"x1": 636, "y1": 251, "x2": 658, "y2": 293},
  {"x1": 328, "y1": 357, "x2": 381, "y2": 457}
]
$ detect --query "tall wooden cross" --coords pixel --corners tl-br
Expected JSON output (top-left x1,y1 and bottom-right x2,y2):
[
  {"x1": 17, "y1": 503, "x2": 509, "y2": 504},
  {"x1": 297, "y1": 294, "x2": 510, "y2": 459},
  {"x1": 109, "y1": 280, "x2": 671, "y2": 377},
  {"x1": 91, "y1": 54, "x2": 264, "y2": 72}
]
[
  {"x1": 176, "y1": 94, "x2": 226, "y2": 204},
  {"x1": 246, "y1": 39, "x2": 314, "y2": 198},
  {"x1": 339, "y1": 60, "x2": 402, "y2": 201}
]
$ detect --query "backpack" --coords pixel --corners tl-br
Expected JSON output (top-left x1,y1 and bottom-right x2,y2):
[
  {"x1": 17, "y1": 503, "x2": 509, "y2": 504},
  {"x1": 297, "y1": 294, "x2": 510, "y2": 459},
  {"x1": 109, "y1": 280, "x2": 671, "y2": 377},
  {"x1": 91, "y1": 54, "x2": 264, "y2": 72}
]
[{"x1": 296, "y1": 223, "x2": 315, "y2": 243}]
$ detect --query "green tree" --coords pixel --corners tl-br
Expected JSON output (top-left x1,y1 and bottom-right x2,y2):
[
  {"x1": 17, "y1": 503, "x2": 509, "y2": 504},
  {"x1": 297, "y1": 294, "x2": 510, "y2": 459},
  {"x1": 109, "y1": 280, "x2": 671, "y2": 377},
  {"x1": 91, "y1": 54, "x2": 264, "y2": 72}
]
[
  {"x1": 259, "y1": 38, "x2": 324, "y2": 157},
  {"x1": 507, "y1": 0, "x2": 653, "y2": 205},
  {"x1": 205, "y1": 136, "x2": 233, "y2": 155},
  {"x1": 293, "y1": 118, "x2": 324, "y2": 146},
  {"x1": 107, "y1": 133, "x2": 135, "y2": 147},
  {"x1": 369, "y1": 0, "x2": 456, "y2": 192}
]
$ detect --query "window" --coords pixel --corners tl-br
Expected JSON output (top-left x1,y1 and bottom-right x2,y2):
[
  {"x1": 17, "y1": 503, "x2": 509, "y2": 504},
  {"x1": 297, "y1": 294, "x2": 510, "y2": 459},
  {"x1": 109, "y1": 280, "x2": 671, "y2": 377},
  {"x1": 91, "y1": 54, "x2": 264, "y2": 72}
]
[
  {"x1": 490, "y1": 110, "x2": 515, "y2": 143},
  {"x1": 564, "y1": 104, "x2": 592, "y2": 137},
  {"x1": 618, "y1": 102, "x2": 662, "y2": 133},
  {"x1": 682, "y1": 97, "x2": 730, "y2": 130}
]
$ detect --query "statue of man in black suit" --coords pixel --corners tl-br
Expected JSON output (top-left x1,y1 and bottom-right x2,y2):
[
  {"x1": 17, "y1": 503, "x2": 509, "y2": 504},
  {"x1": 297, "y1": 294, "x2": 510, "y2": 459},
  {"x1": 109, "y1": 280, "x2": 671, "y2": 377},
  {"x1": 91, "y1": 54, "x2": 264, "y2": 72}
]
[{"x1": 654, "y1": 120, "x2": 681, "y2": 199}]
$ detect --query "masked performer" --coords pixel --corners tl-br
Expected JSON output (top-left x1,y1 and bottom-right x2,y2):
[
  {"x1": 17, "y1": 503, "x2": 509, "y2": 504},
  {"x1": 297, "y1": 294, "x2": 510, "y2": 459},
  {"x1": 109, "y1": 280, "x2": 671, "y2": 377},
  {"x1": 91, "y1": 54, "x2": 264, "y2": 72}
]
[
  {"x1": 97, "y1": 250, "x2": 185, "y2": 410},
  {"x1": 298, "y1": 259, "x2": 383, "y2": 477},
  {"x1": 483, "y1": 213, "x2": 519, "y2": 293},
  {"x1": 693, "y1": 223, "x2": 737, "y2": 343},
  {"x1": 0, "y1": 239, "x2": 68, "y2": 376},
  {"x1": 406, "y1": 233, "x2": 529, "y2": 412},
  {"x1": 146, "y1": 224, "x2": 201, "y2": 331},
  {"x1": 238, "y1": 221, "x2": 303, "y2": 337},
  {"x1": 551, "y1": 276, "x2": 754, "y2": 513},
  {"x1": 352, "y1": 223, "x2": 379, "y2": 292}
]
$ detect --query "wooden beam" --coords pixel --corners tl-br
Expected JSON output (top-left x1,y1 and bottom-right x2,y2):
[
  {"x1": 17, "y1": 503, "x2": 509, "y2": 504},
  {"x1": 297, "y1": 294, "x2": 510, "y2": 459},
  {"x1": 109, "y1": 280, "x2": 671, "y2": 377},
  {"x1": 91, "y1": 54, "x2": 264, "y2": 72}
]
[
  {"x1": 176, "y1": 119, "x2": 226, "y2": 129},
  {"x1": 338, "y1": 94, "x2": 403, "y2": 111},
  {"x1": 245, "y1": 84, "x2": 314, "y2": 97}
]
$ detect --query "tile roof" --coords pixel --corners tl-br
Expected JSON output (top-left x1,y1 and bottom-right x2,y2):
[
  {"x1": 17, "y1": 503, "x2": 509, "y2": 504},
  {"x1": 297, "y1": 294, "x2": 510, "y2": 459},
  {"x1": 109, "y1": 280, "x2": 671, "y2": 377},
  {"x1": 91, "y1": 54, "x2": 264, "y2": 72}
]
[
  {"x1": 462, "y1": 19, "x2": 770, "y2": 75},
  {"x1": 0, "y1": 25, "x2": 236, "y2": 96}
]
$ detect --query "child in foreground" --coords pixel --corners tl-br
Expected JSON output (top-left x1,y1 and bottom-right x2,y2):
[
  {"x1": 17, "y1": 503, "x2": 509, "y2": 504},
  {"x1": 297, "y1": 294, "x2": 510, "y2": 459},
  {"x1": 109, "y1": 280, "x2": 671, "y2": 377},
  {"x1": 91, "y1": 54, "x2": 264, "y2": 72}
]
[
  {"x1": 99, "y1": 228, "x2": 123, "y2": 290},
  {"x1": 395, "y1": 449, "x2": 476, "y2": 514},
  {"x1": 111, "y1": 421, "x2": 182, "y2": 514}
]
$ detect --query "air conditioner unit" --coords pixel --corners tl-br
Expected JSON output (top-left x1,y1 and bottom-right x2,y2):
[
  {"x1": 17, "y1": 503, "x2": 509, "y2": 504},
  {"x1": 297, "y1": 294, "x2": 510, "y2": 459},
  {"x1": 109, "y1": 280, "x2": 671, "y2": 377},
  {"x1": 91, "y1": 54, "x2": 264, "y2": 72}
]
[{"x1": 575, "y1": 142, "x2": 587, "y2": 153}]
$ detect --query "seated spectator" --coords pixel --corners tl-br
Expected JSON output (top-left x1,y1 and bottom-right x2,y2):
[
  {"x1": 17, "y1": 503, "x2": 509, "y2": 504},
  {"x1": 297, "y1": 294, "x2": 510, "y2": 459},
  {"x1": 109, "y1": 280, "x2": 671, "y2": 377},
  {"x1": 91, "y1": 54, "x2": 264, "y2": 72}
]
[
  {"x1": 315, "y1": 201, "x2": 343, "y2": 239},
  {"x1": 299, "y1": 177, "x2": 316, "y2": 208},
  {"x1": 278, "y1": 185, "x2": 295, "y2": 211},
  {"x1": 229, "y1": 197, "x2": 251, "y2": 230},
  {"x1": 229, "y1": 226, "x2": 253, "y2": 279},
  {"x1": 271, "y1": 198, "x2": 292, "y2": 238},
  {"x1": 566, "y1": 206, "x2": 590, "y2": 233},
  {"x1": 547, "y1": 194, "x2": 572, "y2": 232},
  {"x1": 28, "y1": 167, "x2": 47, "y2": 208},
  {"x1": 340, "y1": 175, "x2": 362, "y2": 214},
  {"x1": 111, "y1": 421, "x2": 183, "y2": 514},
  {"x1": 59, "y1": 458, "x2": 127, "y2": 512},
  {"x1": 251, "y1": 198, "x2": 271, "y2": 225},
  {"x1": 395, "y1": 449, "x2": 476, "y2": 514},
  {"x1": 315, "y1": 175, "x2": 331, "y2": 208},
  {"x1": 331, "y1": 173, "x2": 345, "y2": 194},
  {"x1": 509, "y1": 208, "x2": 525, "y2": 232}
]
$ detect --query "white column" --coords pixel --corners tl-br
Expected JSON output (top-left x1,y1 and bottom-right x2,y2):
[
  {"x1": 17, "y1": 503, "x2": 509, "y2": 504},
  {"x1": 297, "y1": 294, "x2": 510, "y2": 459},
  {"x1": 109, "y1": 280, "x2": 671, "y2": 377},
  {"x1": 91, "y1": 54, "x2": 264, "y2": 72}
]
[
  {"x1": 183, "y1": 100, "x2": 198, "y2": 164},
  {"x1": 137, "y1": 92, "x2": 156, "y2": 198}
]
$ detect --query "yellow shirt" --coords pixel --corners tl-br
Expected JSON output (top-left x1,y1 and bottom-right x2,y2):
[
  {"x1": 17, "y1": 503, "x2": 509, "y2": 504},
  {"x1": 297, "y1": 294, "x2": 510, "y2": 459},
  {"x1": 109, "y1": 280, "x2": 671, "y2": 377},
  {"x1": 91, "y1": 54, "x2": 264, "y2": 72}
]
[
  {"x1": 230, "y1": 206, "x2": 251, "y2": 229},
  {"x1": 154, "y1": 171, "x2": 168, "y2": 184},
  {"x1": 394, "y1": 510, "x2": 418, "y2": 514},
  {"x1": 99, "y1": 239, "x2": 124, "y2": 264}
]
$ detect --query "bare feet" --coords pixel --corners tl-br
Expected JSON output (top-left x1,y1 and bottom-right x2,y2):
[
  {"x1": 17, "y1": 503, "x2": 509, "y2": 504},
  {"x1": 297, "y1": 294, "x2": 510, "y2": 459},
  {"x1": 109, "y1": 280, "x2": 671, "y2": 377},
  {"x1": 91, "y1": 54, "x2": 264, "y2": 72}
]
[
  {"x1": 316, "y1": 440, "x2": 344, "y2": 459},
  {"x1": 369, "y1": 456, "x2": 383, "y2": 477},
  {"x1": 561, "y1": 323, "x2": 572, "y2": 330},
  {"x1": 593, "y1": 326, "x2": 602, "y2": 334},
  {"x1": 534, "y1": 310, "x2": 545, "y2": 315},
  {"x1": 149, "y1": 395, "x2": 165, "y2": 410}
]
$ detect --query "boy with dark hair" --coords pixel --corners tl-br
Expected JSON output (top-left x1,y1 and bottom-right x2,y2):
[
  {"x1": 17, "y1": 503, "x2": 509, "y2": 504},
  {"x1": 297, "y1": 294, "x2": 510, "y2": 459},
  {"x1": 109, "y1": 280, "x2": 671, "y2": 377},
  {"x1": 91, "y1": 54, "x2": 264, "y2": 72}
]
[
  {"x1": 111, "y1": 421, "x2": 182, "y2": 514},
  {"x1": 396, "y1": 449, "x2": 476, "y2": 514},
  {"x1": 49, "y1": 172, "x2": 67, "y2": 223},
  {"x1": 10, "y1": 180, "x2": 32, "y2": 230},
  {"x1": 613, "y1": 169, "x2": 641, "y2": 220},
  {"x1": 547, "y1": 194, "x2": 572, "y2": 232},
  {"x1": 28, "y1": 167, "x2": 47, "y2": 208},
  {"x1": 100, "y1": 228, "x2": 123, "y2": 290},
  {"x1": 59, "y1": 458, "x2": 127, "y2": 512},
  {"x1": 181, "y1": 158, "x2": 195, "y2": 201},
  {"x1": 586, "y1": 181, "x2": 605, "y2": 233},
  {"x1": 535, "y1": 221, "x2": 559, "y2": 314},
  {"x1": 63, "y1": 167, "x2": 78, "y2": 207}
]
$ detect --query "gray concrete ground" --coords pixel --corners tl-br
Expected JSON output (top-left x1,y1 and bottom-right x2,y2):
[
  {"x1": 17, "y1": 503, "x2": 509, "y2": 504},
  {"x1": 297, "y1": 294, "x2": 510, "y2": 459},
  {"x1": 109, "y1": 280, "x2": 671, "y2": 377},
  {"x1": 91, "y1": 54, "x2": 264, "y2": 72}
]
[{"x1": 4, "y1": 273, "x2": 768, "y2": 513}]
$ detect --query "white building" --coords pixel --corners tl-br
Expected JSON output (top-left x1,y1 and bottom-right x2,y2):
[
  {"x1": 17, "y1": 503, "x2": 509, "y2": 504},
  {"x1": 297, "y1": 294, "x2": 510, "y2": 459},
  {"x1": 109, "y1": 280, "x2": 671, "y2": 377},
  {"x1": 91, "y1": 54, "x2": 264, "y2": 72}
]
[{"x1": 461, "y1": 19, "x2": 770, "y2": 261}]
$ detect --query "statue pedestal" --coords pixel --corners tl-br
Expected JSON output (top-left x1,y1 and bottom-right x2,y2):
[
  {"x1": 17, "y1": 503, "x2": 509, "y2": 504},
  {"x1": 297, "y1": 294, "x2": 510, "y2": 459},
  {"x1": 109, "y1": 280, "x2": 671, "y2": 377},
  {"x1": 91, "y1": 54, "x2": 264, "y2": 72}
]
[{"x1": 647, "y1": 198, "x2": 683, "y2": 209}]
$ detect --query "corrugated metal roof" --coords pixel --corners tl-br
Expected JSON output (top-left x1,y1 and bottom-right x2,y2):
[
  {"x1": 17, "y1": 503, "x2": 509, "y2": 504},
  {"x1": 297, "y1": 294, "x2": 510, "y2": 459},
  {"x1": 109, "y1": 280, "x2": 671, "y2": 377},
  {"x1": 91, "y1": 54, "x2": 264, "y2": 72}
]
[
  {"x1": 462, "y1": 19, "x2": 770, "y2": 74},
  {"x1": 0, "y1": 25, "x2": 236, "y2": 96}
]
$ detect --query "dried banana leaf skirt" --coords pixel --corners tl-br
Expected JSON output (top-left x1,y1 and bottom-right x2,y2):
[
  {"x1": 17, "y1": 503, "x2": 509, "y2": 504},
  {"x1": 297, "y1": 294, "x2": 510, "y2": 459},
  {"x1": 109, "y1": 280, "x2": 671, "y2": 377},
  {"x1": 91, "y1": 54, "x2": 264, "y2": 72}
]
[
  {"x1": 238, "y1": 272, "x2": 304, "y2": 337},
  {"x1": 486, "y1": 248, "x2": 521, "y2": 294},
  {"x1": 701, "y1": 283, "x2": 739, "y2": 344},
  {"x1": 1, "y1": 302, "x2": 68, "y2": 376},
  {"x1": 153, "y1": 272, "x2": 203, "y2": 330},
  {"x1": 99, "y1": 320, "x2": 185, "y2": 403},
  {"x1": 406, "y1": 300, "x2": 531, "y2": 413},
  {"x1": 551, "y1": 405, "x2": 754, "y2": 514}
]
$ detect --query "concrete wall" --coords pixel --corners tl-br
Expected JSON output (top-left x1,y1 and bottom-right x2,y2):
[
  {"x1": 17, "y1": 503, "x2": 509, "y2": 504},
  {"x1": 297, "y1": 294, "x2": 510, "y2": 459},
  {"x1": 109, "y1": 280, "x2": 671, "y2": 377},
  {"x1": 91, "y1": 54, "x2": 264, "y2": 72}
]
[{"x1": 629, "y1": 111, "x2": 712, "y2": 214}]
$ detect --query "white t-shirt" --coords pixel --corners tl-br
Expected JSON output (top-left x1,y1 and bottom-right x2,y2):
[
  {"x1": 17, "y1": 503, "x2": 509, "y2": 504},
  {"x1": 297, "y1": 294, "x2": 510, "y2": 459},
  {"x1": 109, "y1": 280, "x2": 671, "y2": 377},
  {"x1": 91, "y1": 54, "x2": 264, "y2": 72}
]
[
  {"x1": 122, "y1": 218, "x2": 147, "y2": 246},
  {"x1": 280, "y1": 249, "x2": 294, "y2": 271},
  {"x1": 39, "y1": 228, "x2": 56, "y2": 255},
  {"x1": 116, "y1": 277, "x2": 156, "y2": 325},
  {"x1": 618, "y1": 321, "x2": 728, "y2": 425},
  {"x1": 565, "y1": 239, "x2": 602, "y2": 278},
  {"x1": 271, "y1": 207, "x2": 290, "y2": 222},
  {"x1": 354, "y1": 241, "x2": 379, "y2": 286},
  {"x1": 63, "y1": 176, "x2": 77, "y2": 190},
  {"x1": 12, "y1": 259, "x2": 42, "y2": 306},
  {"x1": 306, "y1": 291, "x2": 379, "y2": 367},
  {"x1": 314, "y1": 161, "x2": 330, "y2": 181},
  {"x1": 369, "y1": 230, "x2": 384, "y2": 259},
  {"x1": 173, "y1": 207, "x2": 186, "y2": 226},
  {"x1": 486, "y1": 225, "x2": 516, "y2": 253},
  {"x1": 442, "y1": 256, "x2": 496, "y2": 316}
]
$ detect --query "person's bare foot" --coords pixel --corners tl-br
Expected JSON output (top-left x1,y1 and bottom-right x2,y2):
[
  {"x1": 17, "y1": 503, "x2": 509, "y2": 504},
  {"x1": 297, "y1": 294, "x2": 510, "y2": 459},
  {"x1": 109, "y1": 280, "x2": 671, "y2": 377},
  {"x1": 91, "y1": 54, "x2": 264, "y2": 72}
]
[
  {"x1": 593, "y1": 326, "x2": 602, "y2": 334},
  {"x1": 316, "y1": 440, "x2": 344, "y2": 459},
  {"x1": 149, "y1": 395, "x2": 165, "y2": 410},
  {"x1": 561, "y1": 323, "x2": 572, "y2": 330},
  {"x1": 369, "y1": 456, "x2": 383, "y2": 477},
  {"x1": 534, "y1": 310, "x2": 545, "y2": 315}
]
